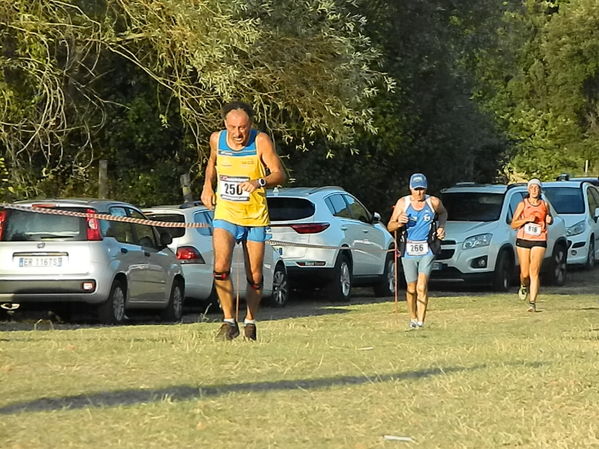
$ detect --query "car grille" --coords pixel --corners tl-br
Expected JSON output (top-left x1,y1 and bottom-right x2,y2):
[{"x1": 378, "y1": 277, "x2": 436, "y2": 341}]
[{"x1": 436, "y1": 240, "x2": 456, "y2": 260}]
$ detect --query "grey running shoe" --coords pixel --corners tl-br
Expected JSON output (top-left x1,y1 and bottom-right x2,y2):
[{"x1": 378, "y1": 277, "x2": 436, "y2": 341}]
[
  {"x1": 215, "y1": 321, "x2": 240, "y2": 341},
  {"x1": 518, "y1": 285, "x2": 528, "y2": 301},
  {"x1": 527, "y1": 302, "x2": 537, "y2": 313},
  {"x1": 409, "y1": 320, "x2": 418, "y2": 329},
  {"x1": 244, "y1": 323, "x2": 257, "y2": 341}
]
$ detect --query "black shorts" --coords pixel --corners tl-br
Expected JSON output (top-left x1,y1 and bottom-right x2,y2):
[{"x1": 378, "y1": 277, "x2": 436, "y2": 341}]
[{"x1": 516, "y1": 238, "x2": 547, "y2": 249}]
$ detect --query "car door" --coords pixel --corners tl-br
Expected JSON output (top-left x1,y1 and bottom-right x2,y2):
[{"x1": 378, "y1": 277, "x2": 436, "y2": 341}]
[
  {"x1": 128, "y1": 208, "x2": 169, "y2": 303},
  {"x1": 343, "y1": 194, "x2": 387, "y2": 276},
  {"x1": 586, "y1": 186, "x2": 599, "y2": 257},
  {"x1": 192, "y1": 210, "x2": 215, "y2": 299},
  {"x1": 104, "y1": 206, "x2": 146, "y2": 302}
]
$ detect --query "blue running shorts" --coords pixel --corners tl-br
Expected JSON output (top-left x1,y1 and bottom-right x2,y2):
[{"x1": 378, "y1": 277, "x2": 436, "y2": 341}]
[
  {"x1": 213, "y1": 219, "x2": 271, "y2": 243},
  {"x1": 401, "y1": 254, "x2": 436, "y2": 284}
]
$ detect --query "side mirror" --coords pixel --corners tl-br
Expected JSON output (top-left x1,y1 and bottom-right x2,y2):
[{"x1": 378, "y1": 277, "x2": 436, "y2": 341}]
[
  {"x1": 160, "y1": 231, "x2": 173, "y2": 247},
  {"x1": 372, "y1": 212, "x2": 381, "y2": 224}
]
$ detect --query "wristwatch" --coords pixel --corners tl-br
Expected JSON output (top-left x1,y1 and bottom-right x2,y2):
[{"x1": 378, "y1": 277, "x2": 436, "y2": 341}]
[{"x1": 257, "y1": 177, "x2": 267, "y2": 188}]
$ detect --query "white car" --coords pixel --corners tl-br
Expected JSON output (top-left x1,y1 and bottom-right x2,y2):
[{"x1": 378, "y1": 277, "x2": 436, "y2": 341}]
[
  {"x1": 266, "y1": 187, "x2": 396, "y2": 301},
  {"x1": 432, "y1": 183, "x2": 569, "y2": 290},
  {"x1": 542, "y1": 180, "x2": 599, "y2": 268},
  {"x1": 143, "y1": 203, "x2": 289, "y2": 307}
]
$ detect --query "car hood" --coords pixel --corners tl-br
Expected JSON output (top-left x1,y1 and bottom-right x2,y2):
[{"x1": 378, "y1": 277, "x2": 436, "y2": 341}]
[
  {"x1": 557, "y1": 213, "x2": 590, "y2": 227},
  {"x1": 444, "y1": 221, "x2": 499, "y2": 243}
]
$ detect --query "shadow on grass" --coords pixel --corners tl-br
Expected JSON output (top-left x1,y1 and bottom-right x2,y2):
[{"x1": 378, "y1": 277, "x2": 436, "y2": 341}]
[{"x1": 0, "y1": 361, "x2": 547, "y2": 415}]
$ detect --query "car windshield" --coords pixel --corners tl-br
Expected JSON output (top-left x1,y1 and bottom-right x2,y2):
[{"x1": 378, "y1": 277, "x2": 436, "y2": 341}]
[
  {"x1": 267, "y1": 198, "x2": 315, "y2": 221},
  {"x1": 441, "y1": 192, "x2": 504, "y2": 222},
  {"x1": 543, "y1": 187, "x2": 585, "y2": 214},
  {"x1": 146, "y1": 213, "x2": 186, "y2": 238},
  {"x1": 2, "y1": 207, "x2": 87, "y2": 241}
]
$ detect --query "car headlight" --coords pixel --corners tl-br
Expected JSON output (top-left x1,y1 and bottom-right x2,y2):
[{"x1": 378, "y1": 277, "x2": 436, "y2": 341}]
[
  {"x1": 566, "y1": 220, "x2": 585, "y2": 237},
  {"x1": 462, "y1": 233, "x2": 493, "y2": 250}
]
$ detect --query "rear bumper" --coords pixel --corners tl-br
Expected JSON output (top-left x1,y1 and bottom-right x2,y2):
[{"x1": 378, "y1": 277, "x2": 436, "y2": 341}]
[{"x1": 0, "y1": 279, "x2": 108, "y2": 304}]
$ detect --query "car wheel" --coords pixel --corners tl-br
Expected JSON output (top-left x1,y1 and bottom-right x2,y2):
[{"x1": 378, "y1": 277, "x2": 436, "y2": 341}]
[
  {"x1": 97, "y1": 280, "x2": 126, "y2": 325},
  {"x1": 493, "y1": 251, "x2": 513, "y2": 292},
  {"x1": 161, "y1": 280, "x2": 184, "y2": 322},
  {"x1": 548, "y1": 244, "x2": 567, "y2": 286},
  {"x1": 584, "y1": 238, "x2": 595, "y2": 270},
  {"x1": 266, "y1": 263, "x2": 289, "y2": 307},
  {"x1": 328, "y1": 253, "x2": 352, "y2": 302},
  {"x1": 373, "y1": 252, "x2": 395, "y2": 297}
]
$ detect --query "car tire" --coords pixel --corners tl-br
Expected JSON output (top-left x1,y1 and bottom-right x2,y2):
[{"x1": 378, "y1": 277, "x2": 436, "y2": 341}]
[
  {"x1": 266, "y1": 262, "x2": 289, "y2": 307},
  {"x1": 161, "y1": 280, "x2": 184, "y2": 322},
  {"x1": 97, "y1": 280, "x2": 126, "y2": 325},
  {"x1": 584, "y1": 237, "x2": 595, "y2": 270},
  {"x1": 328, "y1": 252, "x2": 352, "y2": 302},
  {"x1": 547, "y1": 243, "x2": 567, "y2": 286},
  {"x1": 493, "y1": 251, "x2": 513, "y2": 292},
  {"x1": 373, "y1": 252, "x2": 395, "y2": 297}
]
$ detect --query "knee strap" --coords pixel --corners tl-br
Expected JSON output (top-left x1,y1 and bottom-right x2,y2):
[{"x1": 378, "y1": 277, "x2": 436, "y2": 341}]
[
  {"x1": 213, "y1": 271, "x2": 230, "y2": 281},
  {"x1": 247, "y1": 276, "x2": 263, "y2": 290}
]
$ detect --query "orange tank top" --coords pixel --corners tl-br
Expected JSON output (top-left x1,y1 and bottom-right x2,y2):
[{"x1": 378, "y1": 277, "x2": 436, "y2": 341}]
[{"x1": 516, "y1": 198, "x2": 549, "y2": 241}]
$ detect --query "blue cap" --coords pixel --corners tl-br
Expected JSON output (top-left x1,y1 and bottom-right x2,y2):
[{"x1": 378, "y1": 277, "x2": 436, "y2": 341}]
[{"x1": 409, "y1": 173, "x2": 428, "y2": 190}]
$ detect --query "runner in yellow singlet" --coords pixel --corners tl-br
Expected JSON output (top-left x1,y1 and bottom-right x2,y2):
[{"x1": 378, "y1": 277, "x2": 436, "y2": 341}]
[{"x1": 201, "y1": 101, "x2": 286, "y2": 341}]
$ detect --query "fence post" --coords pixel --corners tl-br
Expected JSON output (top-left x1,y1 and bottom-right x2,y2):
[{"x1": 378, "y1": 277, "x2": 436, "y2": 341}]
[
  {"x1": 180, "y1": 173, "x2": 193, "y2": 203},
  {"x1": 98, "y1": 160, "x2": 108, "y2": 199}
]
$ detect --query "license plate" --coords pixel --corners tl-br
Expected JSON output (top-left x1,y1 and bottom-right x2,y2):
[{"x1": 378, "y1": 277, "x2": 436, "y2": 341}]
[{"x1": 18, "y1": 257, "x2": 64, "y2": 268}]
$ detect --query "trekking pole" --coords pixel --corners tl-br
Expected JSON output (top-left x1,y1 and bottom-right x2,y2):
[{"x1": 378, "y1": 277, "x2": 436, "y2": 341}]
[{"x1": 393, "y1": 230, "x2": 399, "y2": 313}]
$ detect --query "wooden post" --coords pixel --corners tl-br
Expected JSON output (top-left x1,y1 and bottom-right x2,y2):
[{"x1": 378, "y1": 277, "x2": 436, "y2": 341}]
[
  {"x1": 98, "y1": 160, "x2": 108, "y2": 199},
  {"x1": 180, "y1": 173, "x2": 193, "y2": 203}
]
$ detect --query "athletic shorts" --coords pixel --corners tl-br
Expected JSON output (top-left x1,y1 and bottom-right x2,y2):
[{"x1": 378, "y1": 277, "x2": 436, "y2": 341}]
[
  {"x1": 213, "y1": 219, "x2": 271, "y2": 243},
  {"x1": 516, "y1": 238, "x2": 547, "y2": 249},
  {"x1": 401, "y1": 254, "x2": 436, "y2": 284}
]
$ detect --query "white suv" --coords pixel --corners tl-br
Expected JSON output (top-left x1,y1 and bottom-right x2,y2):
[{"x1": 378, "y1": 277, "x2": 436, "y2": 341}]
[
  {"x1": 432, "y1": 183, "x2": 569, "y2": 290},
  {"x1": 542, "y1": 180, "x2": 599, "y2": 269},
  {"x1": 266, "y1": 187, "x2": 396, "y2": 301}
]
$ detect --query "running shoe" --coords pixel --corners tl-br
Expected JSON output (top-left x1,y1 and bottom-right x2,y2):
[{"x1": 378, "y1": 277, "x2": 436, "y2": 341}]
[
  {"x1": 409, "y1": 320, "x2": 418, "y2": 329},
  {"x1": 244, "y1": 323, "x2": 257, "y2": 341},
  {"x1": 527, "y1": 302, "x2": 537, "y2": 313},
  {"x1": 518, "y1": 285, "x2": 528, "y2": 301},
  {"x1": 215, "y1": 321, "x2": 240, "y2": 341}
]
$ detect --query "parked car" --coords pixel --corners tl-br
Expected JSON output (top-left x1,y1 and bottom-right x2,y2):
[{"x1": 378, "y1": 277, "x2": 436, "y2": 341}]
[
  {"x1": 432, "y1": 183, "x2": 569, "y2": 290},
  {"x1": 541, "y1": 180, "x2": 599, "y2": 269},
  {"x1": 143, "y1": 203, "x2": 289, "y2": 307},
  {"x1": 0, "y1": 199, "x2": 184, "y2": 324},
  {"x1": 265, "y1": 186, "x2": 396, "y2": 301}
]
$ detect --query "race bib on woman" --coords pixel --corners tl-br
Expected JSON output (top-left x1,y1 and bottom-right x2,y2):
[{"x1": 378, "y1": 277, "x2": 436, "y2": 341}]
[
  {"x1": 406, "y1": 241, "x2": 428, "y2": 256},
  {"x1": 524, "y1": 223, "x2": 541, "y2": 236},
  {"x1": 218, "y1": 175, "x2": 250, "y2": 202}
]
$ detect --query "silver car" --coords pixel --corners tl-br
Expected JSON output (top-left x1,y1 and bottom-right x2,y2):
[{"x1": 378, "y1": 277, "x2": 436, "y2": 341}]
[
  {"x1": 143, "y1": 203, "x2": 289, "y2": 307},
  {"x1": 0, "y1": 199, "x2": 184, "y2": 324}
]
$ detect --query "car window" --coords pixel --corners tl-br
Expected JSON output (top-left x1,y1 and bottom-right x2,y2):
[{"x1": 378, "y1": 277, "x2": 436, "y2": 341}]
[
  {"x1": 441, "y1": 192, "x2": 504, "y2": 222},
  {"x1": 3, "y1": 207, "x2": 87, "y2": 241},
  {"x1": 146, "y1": 213, "x2": 187, "y2": 239},
  {"x1": 543, "y1": 186, "x2": 585, "y2": 214},
  {"x1": 194, "y1": 211, "x2": 213, "y2": 237},
  {"x1": 325, "y1": 194, "x2": 352, "y2": 218},
  {"x1": 267, "y1": 197, "x2": 315, "y2": 221},
  {"x1": 129, "y1": 209, "x2": 158, "y2": 248},
  {"x1": 104, "y1": 207, "x2": 135, "y2": 244},
  {"x1": 506, "y1": 191, "x2": 525, "y2": 223},
  {"x1": 343, "y1": 194, "x2": 372, "y2": 224}
]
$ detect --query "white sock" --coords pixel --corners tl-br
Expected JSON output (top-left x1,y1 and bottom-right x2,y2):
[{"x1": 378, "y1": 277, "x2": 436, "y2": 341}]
[
  {"x1": 224, "y1": 318, "x2": 236, "y2": 325},
  {"x1": 244, "y1": 319, "x2": 256, "y2": 325}
]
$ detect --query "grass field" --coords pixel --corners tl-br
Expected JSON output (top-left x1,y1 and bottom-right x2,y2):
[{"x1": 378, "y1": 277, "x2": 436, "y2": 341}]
[{"x1": 1, "y1": 270, "x2": 598, "y2": 449}]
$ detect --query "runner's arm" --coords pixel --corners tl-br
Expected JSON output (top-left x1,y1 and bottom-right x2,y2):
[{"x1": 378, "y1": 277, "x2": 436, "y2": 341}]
[
  {"x1": 200, "y1": 132, "x2": 219, "y2": 210},
  {"x1": 257, "y1": 132, "x2": 286, "y2": 187},
  {"x1": 431, "y1": 196, "x2": 448, "y2": 239},
  {"x1": 510, "y1": 202, "x2": 534, "y2": 229},
  {"x1": 387, "y1": 199, "x2": 406, "y2": 232}
]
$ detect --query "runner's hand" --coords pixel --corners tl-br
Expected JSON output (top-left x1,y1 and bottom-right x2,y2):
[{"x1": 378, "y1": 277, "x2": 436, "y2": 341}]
[
  {"x1": 436, "y1": 227, "x2": 445, "y2": 240},
  {"x1": 201, "y1": 187, "x2": 216, "y2": 210}
]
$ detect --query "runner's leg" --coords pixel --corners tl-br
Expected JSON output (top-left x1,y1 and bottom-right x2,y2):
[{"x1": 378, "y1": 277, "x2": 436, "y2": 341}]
[
  {"x1": 516, "y1": 246, "x2": 531, "y2": 288},
  {"x1": 213, "y1": 228, "x2": 236, "y2": 320},
  {"x1": 528, "y1": 246, "x2": 546, "y2": 303},
  {"x1": 242, "y1": 239, "x2": 265, "y2": 321}
]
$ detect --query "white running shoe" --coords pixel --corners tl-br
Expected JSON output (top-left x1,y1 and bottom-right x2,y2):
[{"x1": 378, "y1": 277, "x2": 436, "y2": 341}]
[{"x1": 518, "y1": 285, "x2": 528, "y2": 301}]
